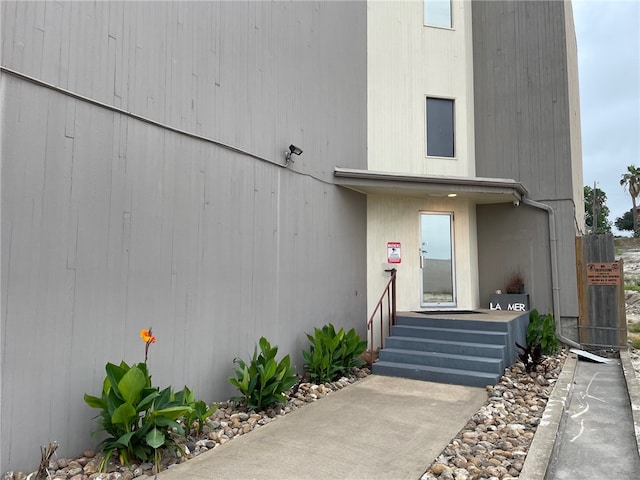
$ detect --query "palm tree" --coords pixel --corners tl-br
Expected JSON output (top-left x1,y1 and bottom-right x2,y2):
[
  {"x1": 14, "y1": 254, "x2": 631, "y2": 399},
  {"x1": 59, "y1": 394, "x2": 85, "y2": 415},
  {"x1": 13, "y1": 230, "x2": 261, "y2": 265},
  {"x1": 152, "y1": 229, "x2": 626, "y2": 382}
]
[{"x1": 620, "y1": 165, "x2": 640, "y2": 236}]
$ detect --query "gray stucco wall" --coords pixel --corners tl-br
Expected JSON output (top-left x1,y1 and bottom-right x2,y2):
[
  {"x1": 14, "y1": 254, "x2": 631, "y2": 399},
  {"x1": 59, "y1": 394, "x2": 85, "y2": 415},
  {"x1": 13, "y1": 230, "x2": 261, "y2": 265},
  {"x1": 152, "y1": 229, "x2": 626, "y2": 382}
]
[
  {"x1": 472, "y1": 1, "x2": 582, "y2": 321},
  {"x1": 1, "y1": 1, "x2": 367, "y2": 472}
]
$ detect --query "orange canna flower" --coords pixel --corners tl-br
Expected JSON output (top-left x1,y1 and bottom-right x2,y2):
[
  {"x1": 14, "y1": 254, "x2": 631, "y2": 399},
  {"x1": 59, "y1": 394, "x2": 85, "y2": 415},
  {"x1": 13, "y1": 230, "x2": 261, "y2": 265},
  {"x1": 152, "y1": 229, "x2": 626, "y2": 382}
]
[{"x1": 140, "y1": 328, "x2": 156, "y2": 344}]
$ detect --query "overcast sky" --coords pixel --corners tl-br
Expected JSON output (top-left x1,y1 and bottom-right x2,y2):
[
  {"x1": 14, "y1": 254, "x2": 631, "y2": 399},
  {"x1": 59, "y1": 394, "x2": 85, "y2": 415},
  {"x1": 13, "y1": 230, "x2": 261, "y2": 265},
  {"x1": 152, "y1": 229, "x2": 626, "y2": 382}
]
[{"x1": 573, "y1": 0, "x2": 640, "y2": 234}]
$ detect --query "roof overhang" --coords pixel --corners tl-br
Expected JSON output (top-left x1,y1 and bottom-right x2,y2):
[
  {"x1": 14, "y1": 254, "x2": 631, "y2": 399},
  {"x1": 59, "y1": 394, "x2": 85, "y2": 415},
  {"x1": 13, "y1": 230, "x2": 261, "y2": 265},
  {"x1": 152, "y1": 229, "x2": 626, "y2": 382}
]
[{"x1": 334, "y1": 168, "x2": 528, "y2": 204}]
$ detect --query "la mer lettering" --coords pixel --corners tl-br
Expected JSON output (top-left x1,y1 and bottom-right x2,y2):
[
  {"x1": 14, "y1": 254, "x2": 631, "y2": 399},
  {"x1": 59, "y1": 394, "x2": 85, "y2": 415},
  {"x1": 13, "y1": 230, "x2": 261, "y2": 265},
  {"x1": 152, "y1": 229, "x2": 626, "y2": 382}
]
[
  {"x1": 489, "y1": 293, "x2": 530, "y2": 312},
  {"x1": 490, "y1": 302, "x2": 526, "y2": 312}
]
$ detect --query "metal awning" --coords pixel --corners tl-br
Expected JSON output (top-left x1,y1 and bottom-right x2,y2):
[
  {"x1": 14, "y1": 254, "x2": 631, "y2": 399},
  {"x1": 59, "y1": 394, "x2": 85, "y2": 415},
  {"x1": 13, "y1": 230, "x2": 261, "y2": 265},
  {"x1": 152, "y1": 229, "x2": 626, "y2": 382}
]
[{"x1": 334, "y1": 167, "x2": 528, "y2": 204}]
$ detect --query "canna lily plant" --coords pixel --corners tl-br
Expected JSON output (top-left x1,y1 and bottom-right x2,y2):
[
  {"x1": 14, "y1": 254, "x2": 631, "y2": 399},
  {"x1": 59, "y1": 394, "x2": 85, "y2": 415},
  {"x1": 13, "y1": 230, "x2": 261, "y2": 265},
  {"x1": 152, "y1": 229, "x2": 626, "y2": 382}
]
[{"x1": 84, "y1": 328, "x2": 194, "y2": 471}]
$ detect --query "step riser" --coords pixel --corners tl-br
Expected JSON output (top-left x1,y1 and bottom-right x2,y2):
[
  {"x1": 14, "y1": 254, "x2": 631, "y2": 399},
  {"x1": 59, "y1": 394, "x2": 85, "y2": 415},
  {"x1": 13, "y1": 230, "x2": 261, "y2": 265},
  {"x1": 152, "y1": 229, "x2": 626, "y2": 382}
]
[
  {"x1": 372, "y1": 363, "x2": 500, "y2": 388},
  {"x1": 385, "y1": 337, "x2": 505, "y2": 358},
  {"x1": 397, "y1": 315, "x2": 510, "y2": 332},
  {"x1": 378, "y1": 349, "x2": 504, "y2": 374},
  {"x1": 392, "y1": 325, "x2": 507, "y2": 345}
]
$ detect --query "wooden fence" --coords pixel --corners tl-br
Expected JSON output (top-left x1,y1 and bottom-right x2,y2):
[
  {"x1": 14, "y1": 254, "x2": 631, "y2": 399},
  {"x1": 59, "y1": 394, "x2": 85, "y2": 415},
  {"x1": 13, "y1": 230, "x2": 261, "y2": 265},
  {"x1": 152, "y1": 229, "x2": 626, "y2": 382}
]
[{"x1": 576, "y1": 235, "x2": 627, "y2": 349}]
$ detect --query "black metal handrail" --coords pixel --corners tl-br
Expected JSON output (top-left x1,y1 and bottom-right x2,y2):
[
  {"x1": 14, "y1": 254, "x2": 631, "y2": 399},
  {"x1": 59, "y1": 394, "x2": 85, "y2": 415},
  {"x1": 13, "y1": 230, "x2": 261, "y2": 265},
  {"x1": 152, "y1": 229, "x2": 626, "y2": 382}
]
[{"x1": 366, "y1": 268, "x2": 397, "y2": 367}]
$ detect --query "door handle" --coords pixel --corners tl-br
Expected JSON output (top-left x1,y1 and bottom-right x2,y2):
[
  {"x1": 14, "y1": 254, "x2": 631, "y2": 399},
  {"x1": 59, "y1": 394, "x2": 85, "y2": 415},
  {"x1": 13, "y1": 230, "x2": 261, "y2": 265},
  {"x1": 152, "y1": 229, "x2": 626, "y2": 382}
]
[{"x1": 420, "y1": 249, "x2": 424, "y2": 269}]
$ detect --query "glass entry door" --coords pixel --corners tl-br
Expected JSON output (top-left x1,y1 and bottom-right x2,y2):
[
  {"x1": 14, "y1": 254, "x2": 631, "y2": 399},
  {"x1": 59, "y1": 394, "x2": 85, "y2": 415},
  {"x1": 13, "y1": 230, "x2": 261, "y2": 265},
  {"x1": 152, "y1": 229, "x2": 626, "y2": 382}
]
[{"x1": 420, "y1": 212, "x2": 455, "y2": 307}]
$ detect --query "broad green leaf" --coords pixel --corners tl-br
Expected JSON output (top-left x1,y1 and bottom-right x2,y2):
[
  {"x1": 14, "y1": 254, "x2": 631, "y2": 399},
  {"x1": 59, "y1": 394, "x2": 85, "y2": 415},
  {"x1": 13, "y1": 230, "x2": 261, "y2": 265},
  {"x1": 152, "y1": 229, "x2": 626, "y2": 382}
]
[
  {"x1": 84, "y1": 393, "x2": 106, "y2": 409},
  {"x1": 258, "y1": 337, "x2": 270, "y2": 354},
  {"x1": 150, "y1": 405, "x2": 192, "y2": 421},
  {"x1": 138, "y1": 389, "x2": 160, "y2": 411},
  {"x1": 155, "y1": 386, "x2": 173, "y2": 409},
  {"x1": 205, "y1": 405, "x2": 218, "y2": 418},
  {"x1": 115, "y1": 431, "x2": 136, "y2": 447},
  {"x1": 118, "y1": 366, "x2": 147, "y2": 404},
  {"x1": 240, "y1": 365, "x2": 250, "y2": 391},
  {"x1": 153, "y1": 416, "x2": 182, "y2": 430},
  {"x1": 111, "y1": 402, "x2": 136, "y2": 426},
  {"x1": 105, "y1": 363, "x2": 127, "y2": 398},
  {"x1": 264, "y1": 360, "x2": 276, "y2": 383},
  {"x1": 146, "y1": 428, "x2": 165, "y2": 449}
]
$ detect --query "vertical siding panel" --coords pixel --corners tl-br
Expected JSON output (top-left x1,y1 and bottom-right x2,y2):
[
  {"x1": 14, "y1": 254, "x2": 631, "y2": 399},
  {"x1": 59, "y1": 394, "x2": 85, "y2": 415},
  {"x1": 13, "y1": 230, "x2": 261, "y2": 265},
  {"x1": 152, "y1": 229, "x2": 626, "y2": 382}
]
[
  {"x1": 39, "y1": 1, "x2": 60, "y2": 78},
  {"x1": 1, "y1": 2, "x2": 17, "y2": 66},
  {"x1": 39, "y1": 91, "x2": 76, "y2": 446},
  {"x1": 103, "y1": 114, "x2": 131, "y2": 361},
  {"x1": 57, "y1": 1, "x2": 72, "y2": 89},
  {"x1": 107, "y1": 1, "x2": 124, "y2": 104},
  {"x1": 66, "y1": 102, "x2": 118, "y2": 445},
  {"x1": 1, "y1": 80, "x2": 49, "y2": 461},
  {"x1": 9, "y1": 0, "x2": 30, "y2": 72}
]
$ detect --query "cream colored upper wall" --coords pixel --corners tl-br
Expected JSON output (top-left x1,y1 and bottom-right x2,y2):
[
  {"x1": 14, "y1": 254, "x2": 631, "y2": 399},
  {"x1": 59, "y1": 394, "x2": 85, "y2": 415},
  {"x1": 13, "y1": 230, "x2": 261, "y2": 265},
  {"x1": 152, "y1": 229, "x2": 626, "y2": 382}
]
[{"x1": 367, "y1": 0, "x2": 475, "y2": 177}]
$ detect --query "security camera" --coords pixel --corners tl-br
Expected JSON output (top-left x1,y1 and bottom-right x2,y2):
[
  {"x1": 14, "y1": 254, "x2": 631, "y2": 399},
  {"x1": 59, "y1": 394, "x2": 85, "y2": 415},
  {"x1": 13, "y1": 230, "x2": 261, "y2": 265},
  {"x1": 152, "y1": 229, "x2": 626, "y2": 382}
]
[
  {"x1": 284, "y1": 144, "x2": 303, "y2": 166},
  {"x1": 513, "y1": 200, "x2": 520, "y2": 207}
]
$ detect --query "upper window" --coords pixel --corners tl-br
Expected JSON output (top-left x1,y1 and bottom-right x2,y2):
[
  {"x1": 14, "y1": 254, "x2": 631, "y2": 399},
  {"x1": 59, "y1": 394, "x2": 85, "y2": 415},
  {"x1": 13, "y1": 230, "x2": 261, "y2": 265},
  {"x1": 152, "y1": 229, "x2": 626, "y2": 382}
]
[
  {"x1": 426, "y1": 97, "x2": 455, "y2": 158},
  {"x1": 424, "y1": 0, "x2": 452, "y2": 29}
]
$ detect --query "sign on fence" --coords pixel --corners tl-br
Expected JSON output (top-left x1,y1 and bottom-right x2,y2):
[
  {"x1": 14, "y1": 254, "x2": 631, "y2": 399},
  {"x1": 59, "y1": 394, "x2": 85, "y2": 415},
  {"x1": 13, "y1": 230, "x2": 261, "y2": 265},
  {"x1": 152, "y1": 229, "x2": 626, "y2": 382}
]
[{"x1": 586, "y1": 262, "x2": 621, "y2": 286}]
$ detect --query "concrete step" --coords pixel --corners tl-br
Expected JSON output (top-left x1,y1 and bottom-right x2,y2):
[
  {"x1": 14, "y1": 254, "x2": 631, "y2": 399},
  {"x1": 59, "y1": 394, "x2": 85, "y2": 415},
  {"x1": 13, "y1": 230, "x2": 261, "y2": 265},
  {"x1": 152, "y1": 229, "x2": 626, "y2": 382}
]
[
  {"x1": 378, "y1": 348, "x2": 504, "y2": 374},
  {"x1": 385, "y1": 336, "x2": 505, "y2": 359},
  {"x1": 381, "y1": 337, "x2": 505, "y2": 358},
  {"x1": 396, "y1": 314, "x2": 511, "y2": 332},
  {"x1": 372, "y1": 360, "x2": 500, "y2": 388},
  {"x1": 391, "y1": 324, "x2": 508, "y2": 345}
]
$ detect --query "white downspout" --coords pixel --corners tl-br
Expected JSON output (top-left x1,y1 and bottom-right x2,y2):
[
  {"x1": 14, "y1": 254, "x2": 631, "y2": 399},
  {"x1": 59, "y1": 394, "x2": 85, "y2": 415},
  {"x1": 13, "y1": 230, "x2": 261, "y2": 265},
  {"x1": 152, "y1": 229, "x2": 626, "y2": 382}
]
[{"x1": 521, "y1": 197, "x2": 582, "y2": 349}]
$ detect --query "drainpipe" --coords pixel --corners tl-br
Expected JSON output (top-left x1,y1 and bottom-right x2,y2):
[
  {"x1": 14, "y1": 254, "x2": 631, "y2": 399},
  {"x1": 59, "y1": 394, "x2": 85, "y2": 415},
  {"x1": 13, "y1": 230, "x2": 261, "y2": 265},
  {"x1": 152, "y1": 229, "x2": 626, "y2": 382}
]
[{"x1": 521, "y1": 197, "x2": 582, "y2": 349}]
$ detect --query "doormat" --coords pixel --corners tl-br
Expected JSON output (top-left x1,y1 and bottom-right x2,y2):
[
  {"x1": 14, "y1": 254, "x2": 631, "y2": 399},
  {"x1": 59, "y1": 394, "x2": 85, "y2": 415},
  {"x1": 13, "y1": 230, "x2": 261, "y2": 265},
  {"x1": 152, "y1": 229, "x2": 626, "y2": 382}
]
[{"x1": 413, "y1": 310, "x2": 485, "y2": 315}]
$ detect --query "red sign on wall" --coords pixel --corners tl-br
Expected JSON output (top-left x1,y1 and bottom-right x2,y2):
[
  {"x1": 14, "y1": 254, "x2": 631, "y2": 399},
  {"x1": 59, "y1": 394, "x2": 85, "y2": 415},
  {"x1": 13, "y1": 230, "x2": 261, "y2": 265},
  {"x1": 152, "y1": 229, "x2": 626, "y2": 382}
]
[{"x1": 387, "y1": 242, "x2": 401, "y2": 264}]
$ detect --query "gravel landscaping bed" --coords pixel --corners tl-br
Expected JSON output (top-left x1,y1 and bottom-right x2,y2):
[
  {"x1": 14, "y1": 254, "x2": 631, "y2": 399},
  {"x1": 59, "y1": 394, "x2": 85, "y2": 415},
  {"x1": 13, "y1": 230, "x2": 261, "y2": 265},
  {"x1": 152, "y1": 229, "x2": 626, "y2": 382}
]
[
  {"x1": 1, "y1": 370, "x2": 370, "y2": 480},
  {"x1": 421, "y1": 351, "x2": 567, "y2": 480},
  {"x1": 3, "y1": 352, "x2": 571, "y2": 480}
]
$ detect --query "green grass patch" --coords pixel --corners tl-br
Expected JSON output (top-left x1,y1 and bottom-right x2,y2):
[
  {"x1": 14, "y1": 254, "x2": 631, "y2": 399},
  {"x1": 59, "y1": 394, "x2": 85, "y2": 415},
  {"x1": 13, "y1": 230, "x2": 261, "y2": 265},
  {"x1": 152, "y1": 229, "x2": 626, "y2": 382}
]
[
  {"x1": 630, "y1": 334, "x2": 640, "y2": 350},
  {"x1": 628, "y1": 323, "x2": 640, "y2": 334},
  {"x1": 624, "y1": 278, "x2": 640, "y2": 292}
]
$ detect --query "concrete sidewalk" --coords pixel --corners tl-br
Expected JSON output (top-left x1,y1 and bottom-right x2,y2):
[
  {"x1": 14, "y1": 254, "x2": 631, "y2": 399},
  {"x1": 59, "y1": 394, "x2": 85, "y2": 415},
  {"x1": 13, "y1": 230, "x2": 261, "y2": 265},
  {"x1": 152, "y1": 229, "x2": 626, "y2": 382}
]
[
  {"x1": 545, "y1": 352, "x2": 640, "y2": 479},
  {"x1": 156, "y1": 350, "x2": 640, "y2": 480},
  {"x1": 157, "y1": 375, "x2": 488, "y2": 480},
  {"x1": 520, "y1": 350, "x2": 640, "y2": 480}
]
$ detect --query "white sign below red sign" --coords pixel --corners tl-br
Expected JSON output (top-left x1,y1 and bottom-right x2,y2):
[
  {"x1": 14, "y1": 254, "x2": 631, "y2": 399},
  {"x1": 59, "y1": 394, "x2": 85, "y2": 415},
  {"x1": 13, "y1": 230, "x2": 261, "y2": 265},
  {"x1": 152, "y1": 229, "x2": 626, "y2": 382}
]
[{"x1": 387, "y1": 242, "x2": 401, "y2": 264}]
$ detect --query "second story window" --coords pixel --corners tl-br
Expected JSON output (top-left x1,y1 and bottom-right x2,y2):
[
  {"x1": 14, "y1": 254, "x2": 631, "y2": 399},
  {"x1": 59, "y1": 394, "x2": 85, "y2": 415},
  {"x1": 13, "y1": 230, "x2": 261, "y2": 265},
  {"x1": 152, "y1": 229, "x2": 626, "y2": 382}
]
[
  {"x1": 424, "y1": 0, "x2": 452, "y2": 29},
  {"x1": 426, "y1": 97, "x2": 455, "y2": 158}
]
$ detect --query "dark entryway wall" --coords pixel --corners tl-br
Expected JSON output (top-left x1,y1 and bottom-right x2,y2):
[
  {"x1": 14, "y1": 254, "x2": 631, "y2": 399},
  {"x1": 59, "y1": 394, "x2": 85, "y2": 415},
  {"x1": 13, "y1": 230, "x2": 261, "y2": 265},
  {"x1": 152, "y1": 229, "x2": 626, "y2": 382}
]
[{"x1": 477, "y1": 203, "x2": 552, "y2": 314}]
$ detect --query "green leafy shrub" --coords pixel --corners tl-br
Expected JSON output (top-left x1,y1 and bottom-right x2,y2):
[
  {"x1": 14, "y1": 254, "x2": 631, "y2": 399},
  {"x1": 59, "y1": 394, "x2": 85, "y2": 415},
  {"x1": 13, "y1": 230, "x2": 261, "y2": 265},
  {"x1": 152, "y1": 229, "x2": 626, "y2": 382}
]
[
  {"x1": 182, "y1": 386, "x2": 218, "y2": 438},
  {"x1": 228, "y1": 337, "x2": 298, "y2": 411},
  {"x1": 84, "y1": 361, "x2": 193, "y2": 469},
  {"x1": 527, "y1": 309, "x2": 560, "y2": 355},
  {"x1": 303, "y1": 324, "x2": 367, "y2": 383},
  {"x1": 84, "y1": 328, "x2": 214, "y2": 471}
]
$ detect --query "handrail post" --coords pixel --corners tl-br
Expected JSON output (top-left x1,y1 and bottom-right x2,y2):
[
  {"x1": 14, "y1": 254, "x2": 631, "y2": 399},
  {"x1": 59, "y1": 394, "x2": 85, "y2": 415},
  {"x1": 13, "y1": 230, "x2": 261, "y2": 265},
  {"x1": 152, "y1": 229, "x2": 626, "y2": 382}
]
[
  {"x1": 386, "y1": 268, "x2": 397, "y2": 337},
  {"x1": 366, "y1": 268, "x2": 398, "y2": 368}
]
